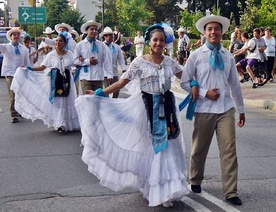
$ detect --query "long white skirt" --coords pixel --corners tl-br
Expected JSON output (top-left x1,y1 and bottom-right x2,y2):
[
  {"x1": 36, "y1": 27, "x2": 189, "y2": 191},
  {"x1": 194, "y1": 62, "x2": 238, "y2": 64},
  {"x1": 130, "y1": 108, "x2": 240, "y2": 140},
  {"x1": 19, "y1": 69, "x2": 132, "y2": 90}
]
[
  {"x1": 11, "y1": 67, "x2": 80, "y2": 131},
  {"x1": 75, "y1": 93, "x2": 189, "y2": 206}
]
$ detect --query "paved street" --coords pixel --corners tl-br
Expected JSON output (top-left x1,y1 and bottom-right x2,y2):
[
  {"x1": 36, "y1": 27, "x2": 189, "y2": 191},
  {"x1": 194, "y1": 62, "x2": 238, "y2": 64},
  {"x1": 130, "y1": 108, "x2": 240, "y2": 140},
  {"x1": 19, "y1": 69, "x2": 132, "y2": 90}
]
[{"x1": 0, "y1": 77, "x2": 276, "y2": 212}]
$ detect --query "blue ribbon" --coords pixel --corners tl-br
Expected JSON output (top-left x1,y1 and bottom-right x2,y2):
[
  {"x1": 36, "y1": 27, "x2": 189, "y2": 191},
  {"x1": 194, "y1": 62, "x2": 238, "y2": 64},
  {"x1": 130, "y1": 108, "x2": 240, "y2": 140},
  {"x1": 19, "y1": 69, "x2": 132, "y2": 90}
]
[
  {"x1": 48, "y1": 69, "x2": 57, "y2": 104},
  {"x1": 74, "y1": 66, "x2": 88, "y2": 82},
  {"x1": 178, "y1": 80, "x2": 199, "y2": 120},
  {"x1": 12, "y1": 42, "x2": 20, "y2": 55},
  {"x1": 26, "y1": 66, "x2": 33, "y2": 71},
  {"x1": 205, "y1": 42, "x2": 224, "y2": 70},
  {"x1": 152, "y1": 94, "x2": 168, "y2": 154}
]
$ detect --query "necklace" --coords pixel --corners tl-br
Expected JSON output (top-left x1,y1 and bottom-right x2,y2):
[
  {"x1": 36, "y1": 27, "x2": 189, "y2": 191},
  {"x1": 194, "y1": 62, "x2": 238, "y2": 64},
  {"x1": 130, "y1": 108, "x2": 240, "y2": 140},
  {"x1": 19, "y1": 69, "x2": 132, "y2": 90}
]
[{"x1": 150, "y1": 54, "x2": 163, "y2": 70}]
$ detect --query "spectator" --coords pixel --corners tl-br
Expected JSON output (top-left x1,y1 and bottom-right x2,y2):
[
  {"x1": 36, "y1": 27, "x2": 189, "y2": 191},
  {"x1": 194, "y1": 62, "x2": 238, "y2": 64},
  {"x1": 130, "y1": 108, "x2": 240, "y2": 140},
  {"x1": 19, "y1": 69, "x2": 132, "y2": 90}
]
[
  {"x1": 176, "y1": 27, "x2": 190, "y2": 65},
  {"x1": 134, "y1": 31, "x2": 145, "y2": 57},
  {"x1": 263, "y1": 27, "x2": 275, "y2": 82}
]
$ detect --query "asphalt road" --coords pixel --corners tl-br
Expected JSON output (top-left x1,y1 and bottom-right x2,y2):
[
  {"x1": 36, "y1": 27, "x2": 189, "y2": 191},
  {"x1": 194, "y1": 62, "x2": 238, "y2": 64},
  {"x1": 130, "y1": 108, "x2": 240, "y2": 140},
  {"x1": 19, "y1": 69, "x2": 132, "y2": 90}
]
[{"x1": 0, "y1": 77, "x2": 276, "y2": 212}]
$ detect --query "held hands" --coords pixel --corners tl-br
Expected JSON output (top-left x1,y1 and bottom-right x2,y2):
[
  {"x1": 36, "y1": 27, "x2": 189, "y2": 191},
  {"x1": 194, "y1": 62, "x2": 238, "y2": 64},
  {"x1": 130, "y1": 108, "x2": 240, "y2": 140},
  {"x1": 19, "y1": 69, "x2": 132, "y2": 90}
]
[
  {"x1": 206, "y1": 88, "x2": 220, "y2": 101},
  {"x1": 90, "y1": 57, "x2": 99, "y2": 65},
  {"x1": 79, "y1": 56, "x2": 84, "y2": 62},
  {"x1": 85, "y1": 90, "x2": 94, "y2": 95},
  {"x1": 191, "y1": 86, "x2": 199, "y2": 102}
]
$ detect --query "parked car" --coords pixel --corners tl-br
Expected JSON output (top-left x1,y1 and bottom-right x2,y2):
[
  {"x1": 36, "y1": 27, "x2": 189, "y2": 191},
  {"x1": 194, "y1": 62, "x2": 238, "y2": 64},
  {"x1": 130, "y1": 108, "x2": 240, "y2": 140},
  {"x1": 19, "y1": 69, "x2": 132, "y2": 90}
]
[{"x1": 0, "y1": 27, "x2": 13, "y2": 77}]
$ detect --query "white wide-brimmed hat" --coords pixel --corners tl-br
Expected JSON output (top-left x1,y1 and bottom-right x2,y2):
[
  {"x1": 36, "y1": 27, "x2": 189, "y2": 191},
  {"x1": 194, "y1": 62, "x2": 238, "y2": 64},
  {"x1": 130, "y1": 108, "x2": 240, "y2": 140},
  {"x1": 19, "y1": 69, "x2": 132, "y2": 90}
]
[
  {"x1": 55, "y1": 23, "x2": 73, "y2": 33},
  {"x1": 6, "y1": 28, "x2": 23, "y2": 41},
  {"x1": 80, "y1": 20, "x2": 101, "y2": 34},
  {"x1": 71, "y1": 29, "x2": 79, "y2": 39},
  {"x1": 43, "y1": 26, "x2": 55, "y2": 34},
  {"x1": 176, "y1": 27, "x2": 186, "y2": 32},
  {"x1": 196, "y1": 14, "x2": 230, "y2": 35},
  {"x1": 99, "y1": 27, "x2": 113, "y2": 37}
]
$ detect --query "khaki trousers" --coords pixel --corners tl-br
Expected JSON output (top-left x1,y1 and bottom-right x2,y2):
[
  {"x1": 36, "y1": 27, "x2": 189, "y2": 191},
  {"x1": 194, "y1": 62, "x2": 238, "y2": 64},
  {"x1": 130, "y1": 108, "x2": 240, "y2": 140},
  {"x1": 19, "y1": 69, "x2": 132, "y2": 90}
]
[
  {"x1": 80, "y1": 80, "x2": 103, "y2": 94},
  {"x1": 103, "y1": 76, "x2": 119, "y2": 98},
  {"x1": 5, "y1": 76, "x2": 20, "y2": 118},
  {"x1": 189, "y1": 108, "x2": 238, "y2": 198}
]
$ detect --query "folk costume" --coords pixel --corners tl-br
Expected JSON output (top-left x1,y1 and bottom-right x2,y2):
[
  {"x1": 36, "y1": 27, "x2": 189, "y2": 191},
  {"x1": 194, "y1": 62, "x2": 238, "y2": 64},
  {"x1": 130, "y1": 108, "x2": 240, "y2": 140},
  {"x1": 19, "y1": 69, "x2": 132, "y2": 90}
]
[
  {"x1": 11, "y1": 33, "x2": 79, "y2": 132},
  {"x1": 75, "y1": 23, "x2": 190, "y2": 207}
]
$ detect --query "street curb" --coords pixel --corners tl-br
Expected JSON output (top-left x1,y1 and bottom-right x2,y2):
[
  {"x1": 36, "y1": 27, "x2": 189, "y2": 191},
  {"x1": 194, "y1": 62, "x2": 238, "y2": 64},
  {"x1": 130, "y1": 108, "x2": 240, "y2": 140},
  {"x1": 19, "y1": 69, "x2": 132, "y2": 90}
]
[{"x1": 244, "y1": 99, "x2": 276, "y2": 111}]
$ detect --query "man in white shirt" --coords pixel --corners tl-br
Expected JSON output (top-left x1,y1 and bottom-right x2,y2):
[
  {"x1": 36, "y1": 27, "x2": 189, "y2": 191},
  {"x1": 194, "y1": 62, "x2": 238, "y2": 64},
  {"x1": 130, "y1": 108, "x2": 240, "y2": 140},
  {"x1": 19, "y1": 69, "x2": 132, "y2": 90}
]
[
  {"x1": 0, "y1": 28, "x2": 30, "y2": 123},
  {"x1": 236, "y1": 28, "x2": 262, "y2": 88},
  {"x1": 73, "y1": 20, "x2": 113, "y2": 93},
  {"x1": 176, "y1": 27, "x2": 190, "y2": 65},
  {"x1": 180, "y1": 15, "x2": 245, "y2": 206},
  {"x1": 100, "y1": 26, "x2": 126, "y2": 98}
]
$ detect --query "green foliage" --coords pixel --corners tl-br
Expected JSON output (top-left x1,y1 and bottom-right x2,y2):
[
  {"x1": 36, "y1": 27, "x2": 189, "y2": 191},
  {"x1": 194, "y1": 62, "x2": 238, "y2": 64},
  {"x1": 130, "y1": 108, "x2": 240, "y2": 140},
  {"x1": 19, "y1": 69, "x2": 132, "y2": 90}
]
[
  {"x1": 258, "y1": 0, "x2": 276, "y2": 32},
  {"x1": 179, "y1": 10, "x2": 204, "y2": 36},
  {"x1": 116, "y1": 0, "x2": 153, "y2": 36},
  {"x1": 59, "y1": 8, "x2": 86, "y2": 34},
  {"x1": 239, "y1": 0, "x2": 260, "y2": 33}
]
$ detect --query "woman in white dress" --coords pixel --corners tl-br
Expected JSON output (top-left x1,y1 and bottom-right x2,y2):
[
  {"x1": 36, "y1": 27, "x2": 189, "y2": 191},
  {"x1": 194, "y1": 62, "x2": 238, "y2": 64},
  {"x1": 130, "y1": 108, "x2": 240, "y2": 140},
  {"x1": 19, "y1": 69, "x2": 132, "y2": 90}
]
[
  {"x1": 11, "y1": 32, "x2": 79, "y2": 133},
  {"x1": 75, "y1": 24, "x2": 199, "y2": 207}
]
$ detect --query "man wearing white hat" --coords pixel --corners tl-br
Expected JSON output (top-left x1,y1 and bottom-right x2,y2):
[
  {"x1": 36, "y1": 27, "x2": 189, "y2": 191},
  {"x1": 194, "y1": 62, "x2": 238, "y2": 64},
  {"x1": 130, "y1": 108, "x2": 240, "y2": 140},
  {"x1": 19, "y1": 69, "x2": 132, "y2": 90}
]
[
  {"x1": 176, "y1": 26, "x2": 190, "y2": 65},
  {"x1": 0, "y1": 28, "x2": 30, "y2": 123},
  {"x1": 37, "y1": 23, "x2": 76, "y2": 53},
  {"x1": 100, "y1": 26, "x2": 126, "y2": 98},
  {"x1": 73, "y1": 20, "x2": 113, "y2": 93},
  {"x1": 37, "y1": 27, "x2": 55, "y2": 64},
  {"x1": 71, "y1": 29, "x2": 79, "y2": 42},
  {"x1": 180, "y1": 14, "x2": 245, "y2": 206}
]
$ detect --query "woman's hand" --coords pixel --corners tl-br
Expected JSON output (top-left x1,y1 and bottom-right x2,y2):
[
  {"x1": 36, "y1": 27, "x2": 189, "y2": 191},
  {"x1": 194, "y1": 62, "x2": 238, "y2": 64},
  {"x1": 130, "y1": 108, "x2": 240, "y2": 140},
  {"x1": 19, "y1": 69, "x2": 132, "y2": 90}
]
[{"x1": 85, "y1": 90, "x2": 95, "y2": 95}]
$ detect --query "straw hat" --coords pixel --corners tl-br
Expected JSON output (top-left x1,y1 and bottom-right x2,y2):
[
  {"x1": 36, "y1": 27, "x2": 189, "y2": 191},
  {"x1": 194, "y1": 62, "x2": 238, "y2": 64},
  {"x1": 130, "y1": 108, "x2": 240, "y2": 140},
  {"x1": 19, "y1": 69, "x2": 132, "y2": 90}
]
[
  {"x1": 99, "y1": 27, "x2": 113, "y2": 37},
  {"x1": 54, "y1": 23, "x2": 73, "y2": 33},
  {"x1": 43, "y1": 26, "x2": 55, "y2": 34},
  {"x1": 196, "y1": 14, "x2": 230, "y2": 35},
  {"x1": 176, "y1": 27, "x2": 186, "y2": 33},
  {"x1": 80, "y1": 20, "x2": 101, "y2": 34},
  {"x1": 71, "y1": 29, "x2": 79, "y2": 39},
  {"x1": 6, "y1": 28, "x2": 23, "y2": 41}
]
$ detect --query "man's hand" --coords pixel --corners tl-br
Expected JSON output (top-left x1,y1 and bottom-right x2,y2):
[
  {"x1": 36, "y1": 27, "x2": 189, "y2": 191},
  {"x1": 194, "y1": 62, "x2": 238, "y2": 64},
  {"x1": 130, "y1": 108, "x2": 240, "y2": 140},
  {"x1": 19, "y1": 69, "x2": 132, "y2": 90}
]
[
  {"x1": 206, "y1": 88, "x2": 220, "y2": 101},
  {"x1": 90, "y1": 57, "x2": 98, "y2": 65},
  {"x1": 237, "y1": 113, "x2": 245, "y2": 128}
]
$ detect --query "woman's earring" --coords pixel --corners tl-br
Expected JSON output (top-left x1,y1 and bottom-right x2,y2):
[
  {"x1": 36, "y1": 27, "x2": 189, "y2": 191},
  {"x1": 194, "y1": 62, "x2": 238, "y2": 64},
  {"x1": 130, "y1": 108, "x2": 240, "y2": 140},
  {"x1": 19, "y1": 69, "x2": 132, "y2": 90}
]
[{"x1": 149, "y1": 48, "x2": 152, "y2": 55}]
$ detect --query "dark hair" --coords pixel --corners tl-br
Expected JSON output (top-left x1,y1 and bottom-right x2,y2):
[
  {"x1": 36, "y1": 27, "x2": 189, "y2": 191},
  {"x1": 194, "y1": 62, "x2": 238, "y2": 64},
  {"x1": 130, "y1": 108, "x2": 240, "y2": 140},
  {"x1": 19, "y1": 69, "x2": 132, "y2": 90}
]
[
  {"x1": 144, "y1": 24, "x2": 166, "y2": 44},
  {"x1": 57, "y1": 34, "x2": 67, "y2": 43},
  {"x1": 265, "y1": 27, "x2": 271, "y2": 32},
  {"x1": 203, "y1": 22, "x2": 223, "y2": 31},
  {"x1": 241, "y1": 32, "x2": 249, "y2": 39},
  {"x1": 253, "y1": 28, "x2": 260, "y2": 35},
  {"x1": 23, "y1": 36, "x2": 31, "y2": 43}
]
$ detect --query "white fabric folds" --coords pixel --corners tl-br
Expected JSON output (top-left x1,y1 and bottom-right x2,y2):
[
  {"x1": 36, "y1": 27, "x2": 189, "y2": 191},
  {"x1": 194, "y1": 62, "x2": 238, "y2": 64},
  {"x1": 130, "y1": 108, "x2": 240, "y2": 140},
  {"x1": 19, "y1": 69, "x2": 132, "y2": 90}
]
[
  {"x1": 11, "y1": 67, "x2": 79, "y2": 131},
  {"x1": 75, "y1": 93, "x2": 190, "y2": 206}
]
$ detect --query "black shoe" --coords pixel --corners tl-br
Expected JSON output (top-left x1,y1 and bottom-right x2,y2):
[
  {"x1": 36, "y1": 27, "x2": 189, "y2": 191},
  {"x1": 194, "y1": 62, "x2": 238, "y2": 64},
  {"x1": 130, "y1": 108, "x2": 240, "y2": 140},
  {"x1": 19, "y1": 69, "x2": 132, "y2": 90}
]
[
  {"x1": 191, "y1": 185, "x2": 202, "y2": 193},
  {"x1": 57, "y1": 126, "x2": 65, "y2": 134},
  {"x1": 11, "y1": 117, "x2": 19, "y2": 123},
  {"x1": 226, "y1": 197, "x2": 242, "y2": 206},
  {"x1": 240, "y1": 78, "x2": 246, "y2": 83},
  {"x1": 252, "y1": 83, "x2": 258, "y2": 89}
]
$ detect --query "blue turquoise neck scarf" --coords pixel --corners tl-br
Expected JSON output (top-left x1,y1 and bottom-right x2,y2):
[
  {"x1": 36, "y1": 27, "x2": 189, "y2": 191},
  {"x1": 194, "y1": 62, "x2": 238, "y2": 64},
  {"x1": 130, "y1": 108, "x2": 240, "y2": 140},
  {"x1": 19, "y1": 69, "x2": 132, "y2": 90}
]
[
  {"x1": 87, "y1": 37, "x2": 99, "y2": 53},
  {"x1": 105, "y1": 42, "x2": 116, "y2": 54},
  {"x1": 12, "y1": 42, "x2": 20, "y2": 55},
  {"x1": 205, "y1": 42, "x2": 224, "y2": 70}
]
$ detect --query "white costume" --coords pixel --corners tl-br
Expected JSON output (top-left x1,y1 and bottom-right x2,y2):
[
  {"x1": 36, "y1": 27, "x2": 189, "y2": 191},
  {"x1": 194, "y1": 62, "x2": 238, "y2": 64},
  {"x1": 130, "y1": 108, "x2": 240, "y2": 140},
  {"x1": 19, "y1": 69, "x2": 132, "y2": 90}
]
[
  {"x1": 75, "y1": 56, "x2": 189, "y2": 206},
  {"x1": 11, "y1": 50, "x2": 80, "y2": 131}
]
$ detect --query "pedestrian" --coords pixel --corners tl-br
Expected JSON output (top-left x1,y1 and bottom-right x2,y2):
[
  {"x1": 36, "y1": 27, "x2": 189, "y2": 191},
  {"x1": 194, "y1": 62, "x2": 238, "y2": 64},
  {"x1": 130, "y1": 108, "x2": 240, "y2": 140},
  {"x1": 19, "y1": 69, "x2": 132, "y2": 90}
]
[
  {"x1": 100, "y1": 26, "x2": 127, "y2": 98},
  {"x1": 75, "y1": 23, "x2": 199, "y2": 208},
  {"x1": 114, "y1": 26, "x2": 121, "y2": 45},
  {"x1": 229, "y1": 29, "x2": 245, "y2": 63},
  {"x1": 263, "y1": 27, "x2": 275, "y2": 82},
  {"x1": 236, "y1": 28, "x2": 263, "y2": 88},
  {"x1": 11, "y1": 32, "x2": 80, "y2": 133},
  {"x1": 0, "y1": 28, "x2": 30, "y2": 123},
  {"x1": 71, "y1": 29, "x2": 79, "y2": 43},
  {"x1": 134, "y1": 31, "x2": 145, "y2": 57},
  {"x1": 22, "y1": 33, "x2": 39, "y2": 66},
  {"x1": 73, "y1": 20, "x2": 113, "y2": 94},
  {"x1": 176, "y1": 26, "x2": 190, "y2": 65},
  {"x1": 180, "y1": 14, "x2": 245, "y2": 206}
]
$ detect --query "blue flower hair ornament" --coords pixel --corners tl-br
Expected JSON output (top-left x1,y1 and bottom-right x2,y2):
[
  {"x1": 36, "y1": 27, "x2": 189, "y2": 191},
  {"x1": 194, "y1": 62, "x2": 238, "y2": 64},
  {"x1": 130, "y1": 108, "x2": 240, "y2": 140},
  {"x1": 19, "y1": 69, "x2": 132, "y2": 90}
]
[
  {"x1": 144, "y1": 23, "x2": 175, "y2": 45},
  {"x1": 58, "y1": 31, "x2": 70, "y2": 50}
]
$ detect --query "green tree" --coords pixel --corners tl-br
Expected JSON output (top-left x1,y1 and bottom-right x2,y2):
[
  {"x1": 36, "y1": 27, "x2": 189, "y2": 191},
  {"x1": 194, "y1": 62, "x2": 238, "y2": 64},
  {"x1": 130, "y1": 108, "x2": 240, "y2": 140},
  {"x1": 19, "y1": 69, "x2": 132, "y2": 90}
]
[
  {"x1": 59, "y1": 8, "x2": 86, "y2": 34},
  {"x1": 258, "y1": 0, "x2": 276, "y2": 32},
  {"x1": 45, "y1": 0, "x2": 70, "y2": 29},
  {"x1": 116, "y1": 0, "x2": 153, "y2": 36}
]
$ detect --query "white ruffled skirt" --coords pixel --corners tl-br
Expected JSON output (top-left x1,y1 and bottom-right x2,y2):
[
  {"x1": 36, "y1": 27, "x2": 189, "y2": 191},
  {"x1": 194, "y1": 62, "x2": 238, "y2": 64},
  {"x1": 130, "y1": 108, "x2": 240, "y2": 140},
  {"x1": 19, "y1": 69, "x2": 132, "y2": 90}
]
[
  {"x1": 75, "y1": 93, "x2": 189, "y2": 206},
  {"x1": 11, "y1": 67, "x2": 80, "y2": 131}
]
